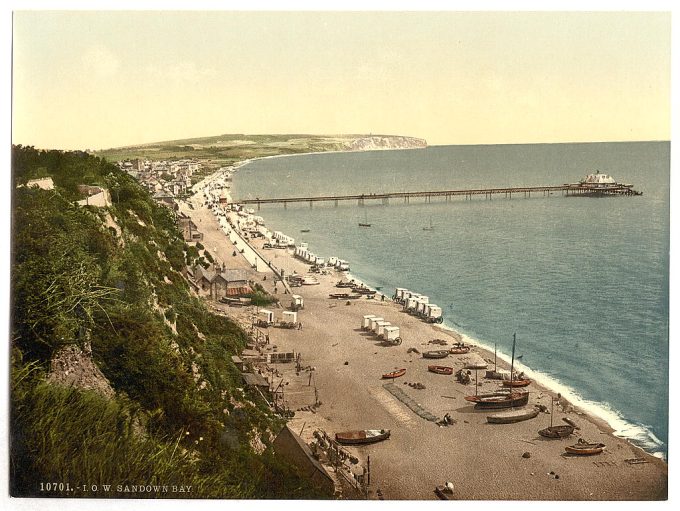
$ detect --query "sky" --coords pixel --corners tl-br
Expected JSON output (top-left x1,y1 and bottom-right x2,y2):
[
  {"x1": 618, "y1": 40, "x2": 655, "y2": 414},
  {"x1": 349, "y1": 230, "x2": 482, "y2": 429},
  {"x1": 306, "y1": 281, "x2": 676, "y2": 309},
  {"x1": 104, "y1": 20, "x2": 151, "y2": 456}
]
[{"x1": 10, "y1": 10, "x2": 672, "y2": 149}]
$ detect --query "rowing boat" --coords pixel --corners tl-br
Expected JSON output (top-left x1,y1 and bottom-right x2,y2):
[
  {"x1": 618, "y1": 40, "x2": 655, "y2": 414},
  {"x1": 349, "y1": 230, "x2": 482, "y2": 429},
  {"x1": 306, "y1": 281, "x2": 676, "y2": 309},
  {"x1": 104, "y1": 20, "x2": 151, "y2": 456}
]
[
  {"x1": 539, "y1": 425, "x2": 575, "y2": 438},
  {"x1": 565, "y1": 440, "x2": 605, "y2": 455},
  {"x1": 335, "y1": 429, "x2": 390, "y2": 445},
  {"x1": 428, "y1": 365, "x2": 453, "y2": 375},
  {"x1": 487, "y1": 407, "x2": 539, "y2": 424},
  {"x1": 501, "y1": 378, "x2": 532, "y2": 388},
  {"x1": 449, "y1": 343, "x2": 471, "y2": 355},
  {"x1": 423, "y1": 350, "x2": 449, "y2": 359},
  {"x1": 382, "y1": 368, "x2": 406, "y2": 379},
  {"x1": 464, "y1": 391, "x2": 529, "y2": 409}
]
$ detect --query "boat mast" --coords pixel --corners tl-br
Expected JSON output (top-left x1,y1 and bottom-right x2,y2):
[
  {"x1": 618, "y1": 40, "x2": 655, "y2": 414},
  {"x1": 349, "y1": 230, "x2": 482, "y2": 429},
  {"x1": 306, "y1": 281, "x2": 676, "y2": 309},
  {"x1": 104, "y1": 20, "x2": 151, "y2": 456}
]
[
  {"x1": 494, "y1": 343, "x2": 497, "y2": 372},
  {"x1": 510, "y1": 333, "x2": 516, "y2": 385}
]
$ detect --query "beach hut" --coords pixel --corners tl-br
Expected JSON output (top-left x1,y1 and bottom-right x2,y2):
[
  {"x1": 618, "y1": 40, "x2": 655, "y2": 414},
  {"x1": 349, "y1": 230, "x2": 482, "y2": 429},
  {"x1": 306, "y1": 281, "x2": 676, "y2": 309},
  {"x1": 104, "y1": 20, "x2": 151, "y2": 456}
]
[
  {"x1": 406, "y1": 297, "x2": 420, "y2": 312},
  {"x1": 282, "y1": 311, "x2": 298, "y2": 327},
  {"x1": 258, "y1": 309, "x2": 274, "y2": 325},
  {"x1": 291, "y1": 294, "x2": 304, "y2": 311},
  {"x1": 368, "y1": 317, "x2": 384, "y2": 332},
  {"x1": 426, "y1": 305, "x2": 443, "y2": 323},
  {"x1": 383, "y1": 326, "x2": 401, "y2": 342},
  {"x1": 328, "y1": 256, "x2": 338, "y2": 266},
  {"x1": 394, "y1": 288, "x2": 408, "y2": 302},
  {"x1": 416, "y1": 299, "x2": 429, "y2": 316},
  {"x1": 362, "y1": 314, "x2": 376, "y2": 329},
  {"x1": 376, "y1": 321, "x2": 392, "y2": 337}
]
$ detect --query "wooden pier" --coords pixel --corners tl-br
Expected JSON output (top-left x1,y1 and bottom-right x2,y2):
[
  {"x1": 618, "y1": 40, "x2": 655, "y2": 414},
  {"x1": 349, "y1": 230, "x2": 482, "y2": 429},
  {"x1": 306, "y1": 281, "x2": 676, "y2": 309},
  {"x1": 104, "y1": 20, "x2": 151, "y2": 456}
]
[{"x1": 236, "y1": 183, "x2": 641, "y2": 209}]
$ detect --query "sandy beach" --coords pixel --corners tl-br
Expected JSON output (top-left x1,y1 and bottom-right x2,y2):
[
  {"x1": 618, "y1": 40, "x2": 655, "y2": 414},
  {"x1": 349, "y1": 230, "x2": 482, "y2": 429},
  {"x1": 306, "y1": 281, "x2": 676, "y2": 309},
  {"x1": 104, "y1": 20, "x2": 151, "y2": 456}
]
[{"x1": 179, "y1": 179, "x2": 668, "y2": 501}]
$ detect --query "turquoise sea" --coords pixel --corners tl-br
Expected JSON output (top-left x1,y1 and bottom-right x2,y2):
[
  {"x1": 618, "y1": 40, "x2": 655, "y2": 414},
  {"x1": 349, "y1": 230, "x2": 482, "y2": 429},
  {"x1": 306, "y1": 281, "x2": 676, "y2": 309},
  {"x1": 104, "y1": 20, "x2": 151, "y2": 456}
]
[{"x1": 232, "y1": 142, "x2": 669, "y2": 458}]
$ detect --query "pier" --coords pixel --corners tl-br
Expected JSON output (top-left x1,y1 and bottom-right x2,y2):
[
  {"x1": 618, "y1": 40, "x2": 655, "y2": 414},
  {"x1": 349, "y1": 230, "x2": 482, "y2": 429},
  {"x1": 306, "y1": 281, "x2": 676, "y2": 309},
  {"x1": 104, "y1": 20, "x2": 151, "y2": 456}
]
[{"x1": 235, "y1": 182, "x2": 642, "y2": 208}]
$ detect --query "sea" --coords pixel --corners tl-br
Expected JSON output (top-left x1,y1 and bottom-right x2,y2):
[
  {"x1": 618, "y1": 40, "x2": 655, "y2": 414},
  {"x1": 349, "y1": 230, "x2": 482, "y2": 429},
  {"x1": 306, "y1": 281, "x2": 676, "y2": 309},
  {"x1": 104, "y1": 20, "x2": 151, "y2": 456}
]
[{"x1": 232, "y1": 142, "x2": 669, "y2": 459}]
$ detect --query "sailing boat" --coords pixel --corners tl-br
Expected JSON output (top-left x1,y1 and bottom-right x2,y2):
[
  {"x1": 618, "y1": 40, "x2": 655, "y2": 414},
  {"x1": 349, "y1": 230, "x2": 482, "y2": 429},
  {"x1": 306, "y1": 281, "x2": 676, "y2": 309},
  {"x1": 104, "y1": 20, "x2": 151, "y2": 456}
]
[
  {"x1": 422, "y1": 217, "x2": 434, "y2": 231},
  {"x1": 538, "y1": 393, "x2": 579, "y2": 438},
  {"x1": 358, "y1": 208, "x2": 371, "y2": 227},
  {"x1": 465, "y1": 333, "x2": 529, "y2": 409}
]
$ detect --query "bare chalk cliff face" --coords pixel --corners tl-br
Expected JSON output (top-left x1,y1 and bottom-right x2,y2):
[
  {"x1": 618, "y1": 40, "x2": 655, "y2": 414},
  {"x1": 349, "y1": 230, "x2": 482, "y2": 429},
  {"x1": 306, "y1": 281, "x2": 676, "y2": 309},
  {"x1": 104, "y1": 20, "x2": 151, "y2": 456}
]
[
  {"x1": 342, "y1": 136, "x2": 427, "y2": 151},
  {"x1": 47, "y1": 342, "x2": 115, "y2": 399}
]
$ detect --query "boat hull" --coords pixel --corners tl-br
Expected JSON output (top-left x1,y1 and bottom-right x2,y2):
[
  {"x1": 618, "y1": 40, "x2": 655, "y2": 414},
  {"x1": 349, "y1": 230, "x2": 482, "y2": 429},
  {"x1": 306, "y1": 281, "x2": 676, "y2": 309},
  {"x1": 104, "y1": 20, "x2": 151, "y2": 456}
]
[
  {"x1": 428, "y1": 365, "x2": 453, "y2": 375},
  {"x1": 465, "y1": 392, "x2": 529, "y2": 409},
  {"x1": 538, "y1": 425, "x2": 575, "y2": 438},
  {"x1": 502, "y1": 379, "x2": 532, "y2": 388},
  {"x1": 335, "y1": 429, "x2": 390, "y2": 445},
  {"x1": 382, "y1": 368, "x2": 406, "y2": 379},
  {"x1": 449, "y1": 348, "x2": 471, "y2": 355},
  {"x1": 487, "y1": 408, "x2": 539, "y2": 424},
  {"x1": 423, "y1": 350, "x2": 449, "y2": 359},
  {"x1": 565, "y1": 443, "x2": 605, "y2": 455}
]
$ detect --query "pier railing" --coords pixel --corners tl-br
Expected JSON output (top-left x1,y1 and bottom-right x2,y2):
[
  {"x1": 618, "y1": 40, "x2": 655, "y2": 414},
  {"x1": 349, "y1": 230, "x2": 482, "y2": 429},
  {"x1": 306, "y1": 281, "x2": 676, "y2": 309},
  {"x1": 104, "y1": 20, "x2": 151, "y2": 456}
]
[{"x1": 235, "y1": 183, "x2": 641, "y2": 208}]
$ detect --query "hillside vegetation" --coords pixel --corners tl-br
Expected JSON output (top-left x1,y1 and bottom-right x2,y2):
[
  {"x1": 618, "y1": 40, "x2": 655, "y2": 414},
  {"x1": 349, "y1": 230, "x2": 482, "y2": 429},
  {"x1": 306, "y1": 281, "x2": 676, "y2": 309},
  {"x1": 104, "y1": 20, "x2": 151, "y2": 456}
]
[
  {"x1": 93, "y1": 133, "x2": 426, "y2": 164},
  {"x1": 10, "y1": 146, "x2": 330, "y2": 498}
]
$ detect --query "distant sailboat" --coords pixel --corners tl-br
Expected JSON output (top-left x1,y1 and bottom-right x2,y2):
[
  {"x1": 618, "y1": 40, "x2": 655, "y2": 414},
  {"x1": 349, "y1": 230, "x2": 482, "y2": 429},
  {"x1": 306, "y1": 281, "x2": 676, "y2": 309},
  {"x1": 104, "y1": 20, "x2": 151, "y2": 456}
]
[
  {"x1": 358, "y1": 209, "x2": 371, "y2": 227},
  {"x1": 423, "y1": 217, "x2": 434, "y2": 231}
]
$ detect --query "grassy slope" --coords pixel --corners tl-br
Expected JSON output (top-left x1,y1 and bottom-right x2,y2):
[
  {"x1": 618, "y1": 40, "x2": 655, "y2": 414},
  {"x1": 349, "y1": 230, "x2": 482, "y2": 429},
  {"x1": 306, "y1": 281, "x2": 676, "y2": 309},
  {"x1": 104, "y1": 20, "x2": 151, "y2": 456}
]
[
  {"x1": 10, "y1": 146, "x2": 330, "y2": 499},
  {"x1": 93, "y1": 133, "x2": 392, "y2": 163}
]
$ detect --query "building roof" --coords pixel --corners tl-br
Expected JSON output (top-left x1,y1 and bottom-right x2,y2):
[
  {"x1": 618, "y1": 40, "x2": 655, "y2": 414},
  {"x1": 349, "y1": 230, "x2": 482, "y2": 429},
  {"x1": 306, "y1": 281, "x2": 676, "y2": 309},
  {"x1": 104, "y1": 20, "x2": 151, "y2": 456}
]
[{"x1": 242, "y1": 372, "x2": 269, "y2": 387}]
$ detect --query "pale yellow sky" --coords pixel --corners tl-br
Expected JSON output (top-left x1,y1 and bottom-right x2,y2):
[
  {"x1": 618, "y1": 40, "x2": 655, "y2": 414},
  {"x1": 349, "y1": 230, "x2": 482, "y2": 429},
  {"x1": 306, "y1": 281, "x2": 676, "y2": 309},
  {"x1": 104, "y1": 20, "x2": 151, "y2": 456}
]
[{"x1": 11, "y1": 11, "x2": 671, "y2": 149}]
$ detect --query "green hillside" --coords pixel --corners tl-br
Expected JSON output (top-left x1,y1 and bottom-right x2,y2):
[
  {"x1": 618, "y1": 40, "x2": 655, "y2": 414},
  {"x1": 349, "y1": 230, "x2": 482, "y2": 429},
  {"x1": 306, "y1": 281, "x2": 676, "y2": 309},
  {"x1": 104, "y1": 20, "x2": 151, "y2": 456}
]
[
  {"x1": 93, "y1": 133, "x2": 365, "y2": 164},
  {"x1": 10, "y1": 145, "x2": 331, "y2": 499}
]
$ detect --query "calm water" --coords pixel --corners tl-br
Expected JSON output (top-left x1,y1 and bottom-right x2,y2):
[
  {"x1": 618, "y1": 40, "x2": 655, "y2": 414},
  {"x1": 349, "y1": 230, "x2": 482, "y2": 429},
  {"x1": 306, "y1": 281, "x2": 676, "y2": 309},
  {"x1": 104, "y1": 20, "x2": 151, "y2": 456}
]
[{"x1": 233, "y1": 142, "x2": 669, "y2": 458}]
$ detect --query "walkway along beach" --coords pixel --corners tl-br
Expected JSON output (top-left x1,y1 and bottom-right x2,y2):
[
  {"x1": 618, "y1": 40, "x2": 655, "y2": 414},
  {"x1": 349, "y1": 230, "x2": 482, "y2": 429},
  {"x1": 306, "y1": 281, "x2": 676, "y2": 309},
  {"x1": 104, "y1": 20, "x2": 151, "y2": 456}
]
[{"x1": 179, "y1": 160, "x2": 667, "y2": 501}]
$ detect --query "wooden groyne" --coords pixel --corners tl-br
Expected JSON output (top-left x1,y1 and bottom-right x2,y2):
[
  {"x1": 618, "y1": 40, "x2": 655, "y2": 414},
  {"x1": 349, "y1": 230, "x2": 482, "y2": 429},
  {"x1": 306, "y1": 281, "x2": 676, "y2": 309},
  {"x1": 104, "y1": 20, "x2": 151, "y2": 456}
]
[{"x1": 235, "y1": 183, "x2": 642, "y2": 208}]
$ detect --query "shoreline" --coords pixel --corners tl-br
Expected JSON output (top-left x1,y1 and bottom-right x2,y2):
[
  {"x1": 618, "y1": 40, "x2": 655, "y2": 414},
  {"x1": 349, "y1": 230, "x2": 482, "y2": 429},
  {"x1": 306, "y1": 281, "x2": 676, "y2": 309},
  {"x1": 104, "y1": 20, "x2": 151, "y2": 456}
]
[
  {"x1": 226, "y1": 147, "x2": 666, "y2": 461},
  {"x1": 183, "y1": 149, "x2": 667, "y2": 500}
]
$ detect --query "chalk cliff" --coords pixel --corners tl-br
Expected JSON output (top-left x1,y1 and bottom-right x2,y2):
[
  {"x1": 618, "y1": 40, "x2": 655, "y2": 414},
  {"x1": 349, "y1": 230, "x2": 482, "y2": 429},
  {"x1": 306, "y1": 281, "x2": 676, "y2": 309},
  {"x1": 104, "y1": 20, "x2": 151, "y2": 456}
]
[{"x1": 342, "y1": 135, "x2": 427, "y2": 151}]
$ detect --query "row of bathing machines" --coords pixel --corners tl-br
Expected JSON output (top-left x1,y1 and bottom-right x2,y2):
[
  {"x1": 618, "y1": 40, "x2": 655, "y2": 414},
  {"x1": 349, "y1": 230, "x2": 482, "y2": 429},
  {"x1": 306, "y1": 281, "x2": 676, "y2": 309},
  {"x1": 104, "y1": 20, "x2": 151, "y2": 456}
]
[{"x1": 393, "y1": 288, "x2": 443, "y2": 323}]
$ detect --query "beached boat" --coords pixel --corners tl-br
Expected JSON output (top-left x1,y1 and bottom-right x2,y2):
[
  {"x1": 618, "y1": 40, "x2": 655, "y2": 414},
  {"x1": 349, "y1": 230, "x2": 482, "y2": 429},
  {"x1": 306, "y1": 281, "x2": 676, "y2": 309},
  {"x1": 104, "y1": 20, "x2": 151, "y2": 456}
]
[
  {"x1": 302, "y1": 276, "x2": 320, "y2": 285},
  {"x1": 382, "y1": 368, "x2": 407, "y2": 379},
  {"x1": 353, "y1": 287, "x2": 377, "y2": 295},
  {"x1": 538, "y1": 425, "x2": 575, "y2": 438},
  {"x1": 487, "y1": 407, "x2": 539, "y2": 424},
  {"x1": 538, "y1": 395, "x2": 579, "y2": 438},
  {"x1": 449, "y1": 344, "x2": 471, "y2": 355},
  {"x1": 502, "y1": 378, "x2": 532, "y2": 388},
  {"x1": 428, "y1": 365, "x2": 454, "y2": 375},
  {"x1": 329, "y1": 293, "x2": 350, "y2": 299},
  {"x1": 467, "y1": 333, "x2": 529, "y2": 409},
  {"x1": 565, "y1": 439, "x2": 605, "y2": 456},
  {"x1": 335, "y1": 429, "x2": 390, "y2": 445},
  {"x1": 465, "y1": 391, "x2": 529, "y2": 409},
  {"x1": 423, "y1": 350, "x2": 449, "y2": 359}
]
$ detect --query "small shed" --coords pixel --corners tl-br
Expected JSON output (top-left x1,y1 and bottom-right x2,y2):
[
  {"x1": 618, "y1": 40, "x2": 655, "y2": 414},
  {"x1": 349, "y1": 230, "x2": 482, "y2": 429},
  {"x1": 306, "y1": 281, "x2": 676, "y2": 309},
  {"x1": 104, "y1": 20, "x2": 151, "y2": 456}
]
[
  {"x1": 242, "y1": 372, "x2": 270, "y2": 390},
  {"x1": 231, "y1": 355, "x2": 247, "y2": 372}
]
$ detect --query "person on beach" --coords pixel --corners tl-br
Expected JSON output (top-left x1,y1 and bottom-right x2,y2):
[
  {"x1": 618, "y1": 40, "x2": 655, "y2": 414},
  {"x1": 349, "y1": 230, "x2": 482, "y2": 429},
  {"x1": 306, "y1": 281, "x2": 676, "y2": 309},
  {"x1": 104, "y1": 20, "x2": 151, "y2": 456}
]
[{"x1": 298, "y1": 322, "x2": 303, "y2": 330}]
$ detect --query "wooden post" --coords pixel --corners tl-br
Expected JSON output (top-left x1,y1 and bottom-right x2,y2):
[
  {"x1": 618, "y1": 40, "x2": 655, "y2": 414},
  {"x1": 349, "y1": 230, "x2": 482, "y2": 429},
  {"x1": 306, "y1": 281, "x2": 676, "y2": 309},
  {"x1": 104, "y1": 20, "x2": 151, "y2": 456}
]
[{"x1": 367, "y1": 455, "x2": 371, "y2": 486}]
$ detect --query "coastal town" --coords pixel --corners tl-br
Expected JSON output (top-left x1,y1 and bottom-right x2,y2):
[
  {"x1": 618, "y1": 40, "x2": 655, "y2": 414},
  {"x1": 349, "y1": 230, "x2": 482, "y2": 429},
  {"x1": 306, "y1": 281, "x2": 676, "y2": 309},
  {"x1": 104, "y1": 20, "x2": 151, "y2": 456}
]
[{"x1": 104, "y1": 157, "x2": 667, "y2": 500}]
